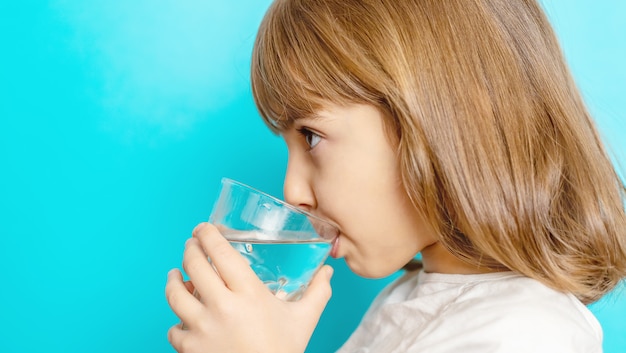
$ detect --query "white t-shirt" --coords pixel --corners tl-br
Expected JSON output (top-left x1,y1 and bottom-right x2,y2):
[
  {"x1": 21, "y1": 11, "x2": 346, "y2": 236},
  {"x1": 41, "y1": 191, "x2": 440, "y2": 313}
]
[{"x1": 336, "y1": 270, "x2": 602, "y2": 353}]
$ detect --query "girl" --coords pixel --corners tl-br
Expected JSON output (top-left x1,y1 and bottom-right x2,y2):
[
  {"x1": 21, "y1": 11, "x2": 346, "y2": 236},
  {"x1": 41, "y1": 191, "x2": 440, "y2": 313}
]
[{"x1": 166, "y1": 0, "x2": 626, "y2": 352}]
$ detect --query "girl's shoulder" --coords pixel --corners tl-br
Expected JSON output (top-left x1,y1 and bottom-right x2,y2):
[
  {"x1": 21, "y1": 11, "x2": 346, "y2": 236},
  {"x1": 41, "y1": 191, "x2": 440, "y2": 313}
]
[{"x1": 418, "y1": 271, "x2": 602, "y2": 351}]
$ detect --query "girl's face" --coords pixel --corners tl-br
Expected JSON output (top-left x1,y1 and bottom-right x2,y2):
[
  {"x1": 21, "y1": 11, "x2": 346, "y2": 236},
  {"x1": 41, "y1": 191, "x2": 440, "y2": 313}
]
[{"x1": 281, "y1": 103, "x2": 437, "y2": 278}]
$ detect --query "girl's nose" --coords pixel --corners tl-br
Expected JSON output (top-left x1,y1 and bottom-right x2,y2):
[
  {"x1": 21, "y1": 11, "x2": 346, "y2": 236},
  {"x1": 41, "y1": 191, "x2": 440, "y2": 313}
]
[{"x1": 283, "y1": 154, "x2": 316, "y2": 212}]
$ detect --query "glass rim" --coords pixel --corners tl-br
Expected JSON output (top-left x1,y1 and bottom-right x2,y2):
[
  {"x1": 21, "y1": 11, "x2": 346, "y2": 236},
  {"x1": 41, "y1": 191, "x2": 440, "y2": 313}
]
[{"x1": 221, "y1": 177, "x2": 338, "y2": 230}]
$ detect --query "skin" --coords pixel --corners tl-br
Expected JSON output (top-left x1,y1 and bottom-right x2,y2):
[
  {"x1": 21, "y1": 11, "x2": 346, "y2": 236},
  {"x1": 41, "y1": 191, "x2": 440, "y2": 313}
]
[
  {"x1": 283, "y1": 103, "x2": 434, "y2": 277},
  {"x1": 282, "y1": 103, "x2": 483, "y2": 275},
  {"x1": 165, "y1": 102, "x2": 489, "y2": 353}
]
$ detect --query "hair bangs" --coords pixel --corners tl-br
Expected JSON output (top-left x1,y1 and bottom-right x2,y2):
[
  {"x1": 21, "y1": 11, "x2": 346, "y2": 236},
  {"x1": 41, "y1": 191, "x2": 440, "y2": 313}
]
[{"x1": 251, "y1": 0, "x2": 373, "y2": 133}]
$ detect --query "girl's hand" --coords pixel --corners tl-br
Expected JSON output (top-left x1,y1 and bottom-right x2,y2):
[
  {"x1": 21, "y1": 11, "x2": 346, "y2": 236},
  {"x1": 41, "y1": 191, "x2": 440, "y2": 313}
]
[{"x1": 165, "y1": 222, "x2": 334, "y2": 353}]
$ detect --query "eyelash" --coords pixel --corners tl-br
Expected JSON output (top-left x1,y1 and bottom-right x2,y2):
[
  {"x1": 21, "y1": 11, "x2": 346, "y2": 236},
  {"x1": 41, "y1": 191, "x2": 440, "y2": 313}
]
[{"x1": 296, "y1": 127, "x2": 321, "y2": 150}]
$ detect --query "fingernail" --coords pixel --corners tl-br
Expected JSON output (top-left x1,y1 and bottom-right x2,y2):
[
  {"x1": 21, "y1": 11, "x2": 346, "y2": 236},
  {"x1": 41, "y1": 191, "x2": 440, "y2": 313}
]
[
  {"x1": 325, "y1": 266, "x2": 334, "y2": 280},
  {"x1": 192, "y1": 222, "x2": 208, "y2": 237},
  {"x1": 185, "y1": 237, "x2": 194, "y2": 248}
]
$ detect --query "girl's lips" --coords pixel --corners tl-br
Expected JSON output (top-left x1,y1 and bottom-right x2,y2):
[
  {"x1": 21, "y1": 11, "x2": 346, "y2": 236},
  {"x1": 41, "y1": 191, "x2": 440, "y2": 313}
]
[{"x1": 330, "y1": 235, "x2": 340, "y2": 258}]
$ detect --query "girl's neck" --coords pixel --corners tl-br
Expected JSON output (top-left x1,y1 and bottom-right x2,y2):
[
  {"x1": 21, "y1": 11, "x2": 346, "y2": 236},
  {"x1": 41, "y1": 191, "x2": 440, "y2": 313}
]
[{"x1": 421, "y1": 241, "x2": 500, "y2": 275}]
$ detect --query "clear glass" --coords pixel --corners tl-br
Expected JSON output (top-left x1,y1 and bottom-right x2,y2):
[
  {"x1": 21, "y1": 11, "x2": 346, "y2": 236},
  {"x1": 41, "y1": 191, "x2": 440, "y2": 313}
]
[
  {"x1": 183, "y1": 178, "x2": 338, "y2": 328},
  {"x1": 209, "y1": 178, "x2": 338, "y2": 300},
  {"x1": 182, "y1": 178, "x2": 337, "y2": 328}
]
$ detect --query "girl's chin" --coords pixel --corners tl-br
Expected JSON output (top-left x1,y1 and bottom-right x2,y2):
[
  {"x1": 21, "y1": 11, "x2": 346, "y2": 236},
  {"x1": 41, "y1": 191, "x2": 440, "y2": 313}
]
[{"x1": 344, "y1": 257, "x2": 403, "y2": 279}]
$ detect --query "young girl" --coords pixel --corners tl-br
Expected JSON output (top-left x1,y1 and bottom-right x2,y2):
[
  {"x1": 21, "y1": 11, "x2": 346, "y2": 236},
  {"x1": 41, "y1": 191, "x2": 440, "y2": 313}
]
[{"x1": 166, "y1": 0, "x2": 626, "y2": 352}]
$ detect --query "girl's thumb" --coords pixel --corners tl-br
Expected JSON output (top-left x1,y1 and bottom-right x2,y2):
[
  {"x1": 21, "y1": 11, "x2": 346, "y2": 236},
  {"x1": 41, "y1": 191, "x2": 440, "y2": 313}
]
[{"x1": 298, "y1": 265, "x2": 334, "y2": 318}]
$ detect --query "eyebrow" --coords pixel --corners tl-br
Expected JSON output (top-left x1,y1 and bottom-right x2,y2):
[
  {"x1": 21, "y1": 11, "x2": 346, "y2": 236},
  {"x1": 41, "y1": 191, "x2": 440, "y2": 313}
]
[
  {"x1": 301, "y1": 111, "x2": 330, "y2": 122},
  {"x1": 279, "y1": 109, "x2": 334, "y2": 133}
]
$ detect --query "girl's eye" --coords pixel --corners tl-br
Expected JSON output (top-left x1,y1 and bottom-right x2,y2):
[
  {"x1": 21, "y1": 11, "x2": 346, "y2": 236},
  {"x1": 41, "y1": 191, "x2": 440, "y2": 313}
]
[{"x1": 297, "y1": 127, "x2": 322, "y2": 149}]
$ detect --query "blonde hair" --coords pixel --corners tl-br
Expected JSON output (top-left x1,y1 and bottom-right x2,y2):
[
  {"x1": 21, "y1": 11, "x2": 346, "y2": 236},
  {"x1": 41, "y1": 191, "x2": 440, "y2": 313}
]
[{"x1": 251, "y1": 0, "x2": 626, "y2": 304}]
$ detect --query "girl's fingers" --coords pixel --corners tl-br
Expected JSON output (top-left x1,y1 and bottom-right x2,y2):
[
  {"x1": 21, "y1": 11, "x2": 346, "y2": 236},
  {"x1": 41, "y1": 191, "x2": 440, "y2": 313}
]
[
  {"x1": 165, "y1": 269, "x2": 205, "y2": 326},
  {"x1": 297, "y1": 265, "x2": 334, "y2": 319},
  {"x1": 193, "y1": 223, "x2": 264, "y2": 293},
  {"x1": 167, "y1": 322, "x2": 190, "y2": 352},
  {"x1": 183, "y1": 237, "x2": 230, "y2": 298}
]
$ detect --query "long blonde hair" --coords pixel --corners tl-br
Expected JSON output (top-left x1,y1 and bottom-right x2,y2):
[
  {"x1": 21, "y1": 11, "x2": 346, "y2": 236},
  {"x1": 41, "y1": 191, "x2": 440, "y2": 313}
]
[{"x1": 251, "y1": 0, "x2": 626, "y2": 304}]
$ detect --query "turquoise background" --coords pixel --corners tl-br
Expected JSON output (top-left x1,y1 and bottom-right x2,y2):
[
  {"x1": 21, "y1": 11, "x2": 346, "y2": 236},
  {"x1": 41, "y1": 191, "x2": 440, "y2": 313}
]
[{"x1": 0, "y1": 1, "x2": 624, "y2": 352}]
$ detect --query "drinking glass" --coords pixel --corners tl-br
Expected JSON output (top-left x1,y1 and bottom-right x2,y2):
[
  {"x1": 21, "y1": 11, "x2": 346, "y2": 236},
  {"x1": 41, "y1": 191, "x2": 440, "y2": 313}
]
[{"x1": 205, "y1": 178, "x2": 338, "y2": 300}]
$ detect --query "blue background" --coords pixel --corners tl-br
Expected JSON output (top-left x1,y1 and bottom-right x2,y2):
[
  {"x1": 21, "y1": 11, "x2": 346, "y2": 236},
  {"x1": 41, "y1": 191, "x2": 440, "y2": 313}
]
[{"x1": 0, "y1": 1, "x2": 624, "y2": 352}]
